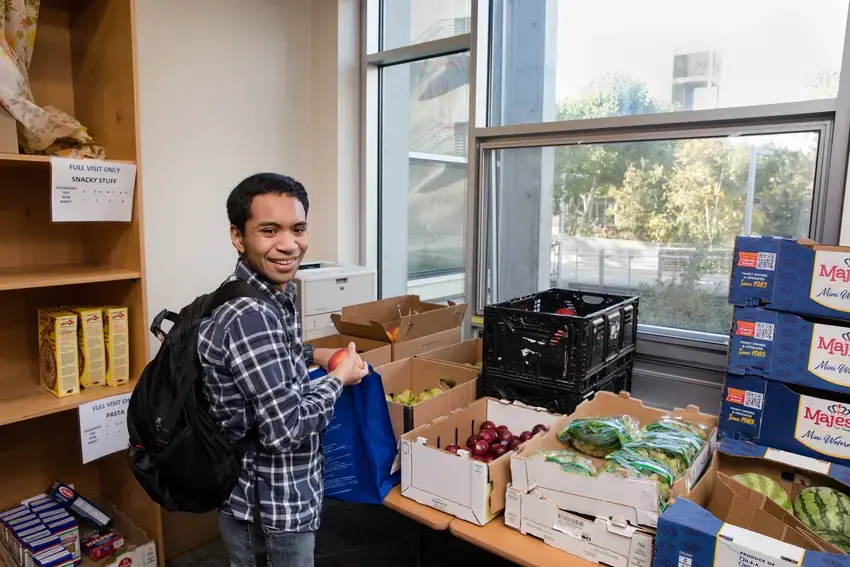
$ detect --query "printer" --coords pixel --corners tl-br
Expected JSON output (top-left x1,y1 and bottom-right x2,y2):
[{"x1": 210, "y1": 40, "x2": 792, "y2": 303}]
[{"x1": 292, "y1": 261, "x2": 377, "y2": 340}]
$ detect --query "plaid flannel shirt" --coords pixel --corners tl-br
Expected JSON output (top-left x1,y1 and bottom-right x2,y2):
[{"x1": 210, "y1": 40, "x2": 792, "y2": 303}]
[{"x1": 198, "y1": 259, "x2": 343, "y2": 531}]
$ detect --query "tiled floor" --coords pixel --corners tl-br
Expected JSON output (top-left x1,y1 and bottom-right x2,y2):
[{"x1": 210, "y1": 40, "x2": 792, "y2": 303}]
[{"x1": 166, "y1": 500, "x2": 517, "y2": 567}]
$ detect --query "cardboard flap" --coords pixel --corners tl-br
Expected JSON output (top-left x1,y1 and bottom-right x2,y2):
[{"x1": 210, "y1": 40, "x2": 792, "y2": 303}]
[
  {"x1": 331, "y1": 295, "x2": 467, "y2": 343},
  {"x1": 396, "y1": 302, "x2": 467, "y2": 342}
]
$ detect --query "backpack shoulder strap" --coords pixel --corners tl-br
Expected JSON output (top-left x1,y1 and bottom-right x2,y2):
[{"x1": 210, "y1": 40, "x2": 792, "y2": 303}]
[{"x1": 204, "y1": 280, "x2": 274, "y2": 317}]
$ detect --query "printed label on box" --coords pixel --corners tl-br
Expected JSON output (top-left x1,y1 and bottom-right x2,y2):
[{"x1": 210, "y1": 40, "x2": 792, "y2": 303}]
[
  {"x1": 810, "y1": 251, "x2": 850, "y2": 313},
  {"x1": 553, "y1": 511, "x2": 587, "y2": 540},
  {"x1": 808, "y1": 323, "x2": 850, "y2": 387},
  {"x1": 794, "y1": 395, "x2": 850, "y2": 460}
]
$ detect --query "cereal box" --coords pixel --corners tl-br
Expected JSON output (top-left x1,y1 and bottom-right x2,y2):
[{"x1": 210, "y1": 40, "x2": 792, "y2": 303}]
[
  {"x1": 37, "y1": 309, "x2": 80, "y2": 398},
  {"x1": 100, "y1": 306, "x2": 129, "y2": 386},
  {"x1": 66, "y1": 307, "x2": 106, "y2": 388}
]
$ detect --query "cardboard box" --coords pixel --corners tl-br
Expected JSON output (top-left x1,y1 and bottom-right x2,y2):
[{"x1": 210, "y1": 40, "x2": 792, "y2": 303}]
[
  {"x1": 66, "y1": 307, "x2": 106, "y2": 388},
  {"x1": 510, "y1": 392, "x2": 717, "y2": 528},
  {"x1": 416, "y1": 338, "x2": 482, "y2": 369},
  {"x1": 376, "y1": 357, "x2": 479, "y2": 439},
  {"x1": 99, "y1": 307, "x2": 129, "y2": 386},
  {"x1": 37, "y1": 309, "x2": 80, "y2": 398},
  {"x1": 728, "y1": 306, "x2": 850, "y2": 395},
  {"x1": 390, "y1": 326, "x2": 462, "y2": 361},
  {"x1": 400, "y1": 397, "x2": 561, "y2": 525},
  {"x1": 0, "y1": 108, "x2": 17, "y2": 154},
  {"x1": 714, "y1": 437, "x2": 850, "y2": 554},
  {"x1": 330, "y1": 295, "x2": 466, "y2": 354},
  {"x1": 505, "y1": 485, "x2": 654, "y2": 567},
  {"x1": 720, "y1": 372, "x2": 850, "y2": 465},
  {"x1": 657, "y1": 470, "x2": 845, "y2": 567},
  {"x1": 306, "y1": 334, "x2": 392, "y2": 368},
  {"x1": 729, "y1": 235, "x2": 850, "y2": 322}
]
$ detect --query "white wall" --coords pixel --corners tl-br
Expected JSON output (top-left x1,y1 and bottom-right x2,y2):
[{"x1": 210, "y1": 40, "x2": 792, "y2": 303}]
[{"x1": 136, "y1": 0, "x2": 360, "y2": 356}]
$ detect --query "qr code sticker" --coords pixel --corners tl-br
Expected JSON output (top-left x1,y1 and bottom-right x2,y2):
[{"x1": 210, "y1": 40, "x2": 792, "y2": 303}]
[
  {"x1": 744, "y1": 390, "x2": 764, "y2": 410},
  {"x1": 754, "y1": 323, "x2": 775, "y2": 341},
  {"x1": 756, "y1": 252, "x2": 777, "y2": 271}
]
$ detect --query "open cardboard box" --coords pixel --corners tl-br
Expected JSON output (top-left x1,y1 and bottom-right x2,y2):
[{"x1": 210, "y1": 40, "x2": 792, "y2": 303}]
[
  {"x1": 306, "y1": 333, "x2": 392, "y2": 367},
  {"x1": 416, "y1": 338, "x2": 482, "y2": 370},
  {"x1": 505, "y1": 483, "x2": 654, "y2": 567},
  {"x1": 510, "y1": 391, "x2": 718, "y2": 528},
  {"x1": 0, "y1": 495, "x2": 156, "y2": 567},
  {"x1": 709, "y1": 438, "x2": 850, "y2": 555},
  {"x1": 330, "y1": 295, "x2": 467, "y2": 360},
  {"x1": 657, "y1": 466, "x2": 847, "y2": 567},
  {"x1": 400, "y1": 397, "x2": 561, "y2": 525},
  {"x1": 376, "y1": 357, "x2": 479, "y2": 440}
]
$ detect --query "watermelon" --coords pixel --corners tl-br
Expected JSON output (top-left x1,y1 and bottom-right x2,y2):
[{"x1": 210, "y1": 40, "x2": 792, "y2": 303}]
[
  {"x1": 793, "y1": 486, "x2": 850, "y2": 537},
  {"x1": 813, "y1": 528, "x2": 850, "y2": 553},
  {"x1": 731, "y1": 473, "x2": 793, "y2": 513}
]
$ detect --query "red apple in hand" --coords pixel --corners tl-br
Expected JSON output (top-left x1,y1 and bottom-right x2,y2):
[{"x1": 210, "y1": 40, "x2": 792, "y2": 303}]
[{"x1": 327, "y1": 348, "x2": 366, "y2": 372}]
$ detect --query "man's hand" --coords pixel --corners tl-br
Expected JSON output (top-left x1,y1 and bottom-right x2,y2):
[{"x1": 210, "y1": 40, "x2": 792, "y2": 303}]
[
  {"x1": 313, "y1": 347, "x2": 335, "y2": 369},
  {"x1": 328, "y1": 342, "x2": 369, "y2": 387}
]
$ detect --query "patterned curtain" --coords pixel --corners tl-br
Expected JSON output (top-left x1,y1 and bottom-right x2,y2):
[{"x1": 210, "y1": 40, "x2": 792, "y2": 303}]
[{"x1": 0, "y1": 0, "x2": 104, "y2": 157}]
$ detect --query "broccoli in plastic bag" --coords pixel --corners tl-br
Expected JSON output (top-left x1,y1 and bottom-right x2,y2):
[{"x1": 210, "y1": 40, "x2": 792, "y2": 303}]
[
  {"x1": 620, "y1": 438, "x2": 693, "y2": 478},
  {"x1": 640, "y1": 431, "x2": 702, "y2": 460},
  {"x1": 557, "y1": 415, "x2": 640, "y2": 457},
  {"x1": 600, "y1": 450, "x2": 675, "y2": 510},
  {"x1": 643, "y1": 415, "x2": 709, "y2": 442},
  {"x1": 530, "y1": 450, "x2": 597, "y2": 477}
]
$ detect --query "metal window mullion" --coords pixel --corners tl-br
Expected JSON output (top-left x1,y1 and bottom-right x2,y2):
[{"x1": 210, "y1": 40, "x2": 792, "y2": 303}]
[
  {"x1": 472, "y1": 99, "x2": 836, "y2": 142},
  {"x1": 810, "y1": 121, "x2": 835, "y2": 243},
  {"x1": 367, "y1": 34, "x2": 471, "y2": 66},
  {"x1": 476, "y1": 119, "x2": 834, "y2": 151}
]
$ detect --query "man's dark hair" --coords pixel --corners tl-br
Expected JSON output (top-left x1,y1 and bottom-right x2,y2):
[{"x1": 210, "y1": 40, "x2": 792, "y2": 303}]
[{"x1": 226, "y1": 173, "x2": 309, "y2": 233}]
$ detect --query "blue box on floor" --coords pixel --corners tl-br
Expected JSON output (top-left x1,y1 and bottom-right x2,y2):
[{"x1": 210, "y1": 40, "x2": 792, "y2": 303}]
[
  {"x1": 728, "y1": 236, "x2": 850, "y2": 322},
  {"x1": 719, "y1": 373, "x2": 850, "y2": 466},
  {"x1": 728, "y1": 306, "x2": 850, "y2": 395}
]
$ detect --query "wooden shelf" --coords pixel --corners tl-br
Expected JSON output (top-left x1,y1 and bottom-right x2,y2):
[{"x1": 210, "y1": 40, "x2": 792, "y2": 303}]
[
  {"x1": 0, "y1": 265, "x2": 141, "y2": 291},
  {"x1": 0, "y1": 377, "x2": 135, "y2": 427},
  {"x1": 0, "y1": 152, "x2": 136, "y2": 168}
]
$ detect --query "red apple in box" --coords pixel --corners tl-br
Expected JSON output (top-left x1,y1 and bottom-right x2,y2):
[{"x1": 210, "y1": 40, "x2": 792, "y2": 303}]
[
  {"x1": 327, "y1": 348, "x2": 366, "y2": 372},
  {"x1": 478, "y1": 429, "x2": 497, "y2": 445},
  {"x1": 555, "y1": 307, "x2": 576, "y2": 316}
]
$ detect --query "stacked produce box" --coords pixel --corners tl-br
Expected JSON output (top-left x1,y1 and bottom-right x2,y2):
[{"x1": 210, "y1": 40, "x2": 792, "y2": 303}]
[
  {"x1": 479, "y1": 288, "x2": 638, "y2": 414},
  {"x1": 655, "y1": 235, "x2": 850, "y2": 566}
]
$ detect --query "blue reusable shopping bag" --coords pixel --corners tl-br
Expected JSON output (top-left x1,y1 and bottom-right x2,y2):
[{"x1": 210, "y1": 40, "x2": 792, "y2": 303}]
[{"x1": 310, "y1": 364, "x2": 400, "y2": 504}]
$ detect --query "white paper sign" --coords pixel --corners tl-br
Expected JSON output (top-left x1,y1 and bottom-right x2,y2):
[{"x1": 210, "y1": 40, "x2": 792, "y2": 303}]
[
  {"x1": 51, "y1": 157, "x2": 137, "y2": 222},
  {"x1": 78, "y1": 393, "x2": 131, "y2": 464}
]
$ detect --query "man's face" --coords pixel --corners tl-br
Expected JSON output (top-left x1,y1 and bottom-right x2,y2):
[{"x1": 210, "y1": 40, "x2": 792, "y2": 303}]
[{"x1": 230, "y1": 194, "x2": 308, "y2": 286}]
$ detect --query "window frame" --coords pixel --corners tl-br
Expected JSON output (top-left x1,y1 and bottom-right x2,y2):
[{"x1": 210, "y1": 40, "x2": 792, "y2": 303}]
[{"x1": 363, "y1": 0, "x2": 850, "y2": 388}]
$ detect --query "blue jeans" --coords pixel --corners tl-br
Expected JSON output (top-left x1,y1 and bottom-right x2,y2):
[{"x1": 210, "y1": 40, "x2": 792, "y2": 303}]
[{"x1": 218, "y1": 510, "x2": 315, "y2": 567}]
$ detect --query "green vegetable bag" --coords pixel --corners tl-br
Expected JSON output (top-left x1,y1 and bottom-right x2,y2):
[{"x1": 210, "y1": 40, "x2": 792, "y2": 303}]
[
  {"x1": 600, "y1": 450, "x2": 675, "y2": 510},
  {"x1": 557, "y1": 415, "x2": 640, "y2": 457},
  {"x1": 620, "y1": 437, "x2": 694, "y2": 478},
  {"x1": 530, "y1": 450, "x2": 597, "y2": 477},
  {"x1": 643, "y1": 415, "x2": 709, "y2": 442}
]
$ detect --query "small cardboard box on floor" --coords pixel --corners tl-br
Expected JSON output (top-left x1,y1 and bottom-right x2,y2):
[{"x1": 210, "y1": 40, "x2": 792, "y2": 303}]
[
  {"x1": 729, "y1": 235, "x2": 850, "y2": 322},
  {"x1": 306, "y1": 333, "x2": 392, "y2": 367},
  {"x1": 330, "y1": 295, "x2": 466, "y2": 360},
  {"x1": 655, "y1": 443, "x2": 850, "y2": 567},
  {"x1": 504, "y1": 484, "x2": 654, "y2": 567},
  {"x1": 510, "y1": 392, "x2": 717, "y2": 528},
  {"x1": 400, "y1": 397, "x2": 560, "y2": 525},
  {"x1": 416, "y1": 338, "x2": 482, "y2": 369},
  {"x1": 728, "y1": 306, "x2": 850, "y2": 395},
  {"x1": 376, "y1": 357, "x2": 479, "y2": 439},
  {"x1": 720, "y1": 372, "x2": 850, "y2": 465}
]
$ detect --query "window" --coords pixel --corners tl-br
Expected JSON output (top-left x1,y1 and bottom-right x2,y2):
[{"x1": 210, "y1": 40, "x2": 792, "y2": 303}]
[
  {"x1": 381, "y1": 0, "x2": 471, "y2": 51},
  {"x1": 482, "y1": 130, "x2": 821, "y2": 339},
  {"x1": 371, "y1": 7, "x2": 471, "y2": 301},
  {"x1": 489, "y1": 0, "x2": 849, "y2": 126}
]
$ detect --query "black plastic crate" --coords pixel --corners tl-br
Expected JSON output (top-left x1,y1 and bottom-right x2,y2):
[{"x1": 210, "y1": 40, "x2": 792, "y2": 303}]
[
  {"x1": 479, "y1": 358, "x2": 633, "y2": 415},
  {"x1": 483, "y1": 288, "x2": 638, "y2": 391}
]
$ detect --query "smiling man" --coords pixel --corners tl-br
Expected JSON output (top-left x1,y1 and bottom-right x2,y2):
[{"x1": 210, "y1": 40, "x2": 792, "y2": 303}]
[{"x1": 198, "y1": 173, "x2": 368, "y2": 567}]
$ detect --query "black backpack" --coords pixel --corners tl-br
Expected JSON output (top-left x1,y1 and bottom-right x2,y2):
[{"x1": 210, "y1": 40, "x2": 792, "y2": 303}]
[{"x1": 127, "y1": 280, "x2": 270, "y2": 557}]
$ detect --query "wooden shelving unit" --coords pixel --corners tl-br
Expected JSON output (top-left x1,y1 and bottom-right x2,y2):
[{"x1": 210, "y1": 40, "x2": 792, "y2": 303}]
[{"x1": 0, "y1": 0, "x2": 162, "y2": 565}]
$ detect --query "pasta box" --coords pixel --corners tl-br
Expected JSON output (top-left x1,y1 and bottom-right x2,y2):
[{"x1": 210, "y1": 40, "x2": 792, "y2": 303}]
[
  {"x1": 719, "y1": 373, "x2": 850, "y2": 465},
  {"x1": 728, "y1": 306, "x2": 850, "y2": 395},
  {"x1": 729, "y1": 235, "x2": 850, "y2": 322}
]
